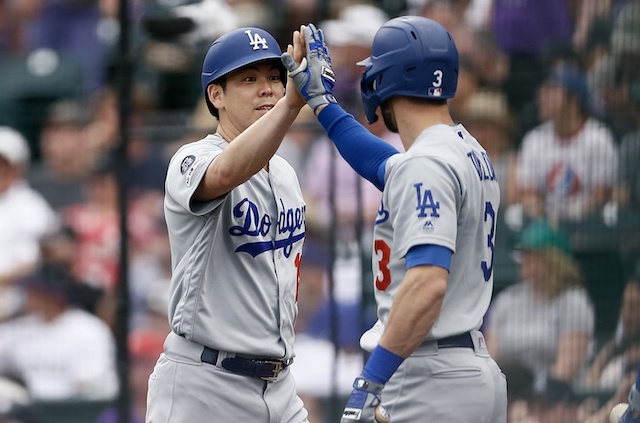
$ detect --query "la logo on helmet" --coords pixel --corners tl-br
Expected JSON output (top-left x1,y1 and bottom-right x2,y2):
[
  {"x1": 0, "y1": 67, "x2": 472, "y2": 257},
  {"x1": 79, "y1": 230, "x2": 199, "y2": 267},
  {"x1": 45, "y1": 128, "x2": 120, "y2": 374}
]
[{"x1": 244, "y1": 30, "x2": 269, "y2": 50}]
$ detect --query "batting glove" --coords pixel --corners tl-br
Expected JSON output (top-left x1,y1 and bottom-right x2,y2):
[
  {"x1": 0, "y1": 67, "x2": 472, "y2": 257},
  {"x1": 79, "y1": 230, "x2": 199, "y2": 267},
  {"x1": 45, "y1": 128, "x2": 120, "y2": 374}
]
[
  {"x1": 281, "y1": 23, "x2": 337, "y2": 113},
  {"x1": 340, "y1": 377, "x2": 391, "y2": 423},
  {"x1": 619, "y1": 406, "x2": 640, "y2": 423},
  {"x1": 620, "y1": 383, "x2": 640, "y2": 423}
]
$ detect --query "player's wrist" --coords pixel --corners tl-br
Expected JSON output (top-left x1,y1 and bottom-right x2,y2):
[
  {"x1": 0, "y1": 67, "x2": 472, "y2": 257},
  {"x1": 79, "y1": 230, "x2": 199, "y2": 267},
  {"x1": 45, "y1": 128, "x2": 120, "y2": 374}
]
[
  {"x1": 314, "y1": 104, "x2": 327, "y2": 116},
  {"x1": 307, "y1": 94, "x2": 337, "y2": 114},
  {"x1": 283, "y1": 93, "x2": 306, "y2": 111},
  {"x1": 361, "y1": 345, "x2": 404, "y2": 385}
]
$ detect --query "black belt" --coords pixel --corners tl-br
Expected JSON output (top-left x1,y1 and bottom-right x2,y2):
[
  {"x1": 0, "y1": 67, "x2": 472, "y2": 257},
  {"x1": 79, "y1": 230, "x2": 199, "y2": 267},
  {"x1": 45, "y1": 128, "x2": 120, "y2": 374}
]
[
  {"x1": 436, "y1": 332, "x2": 474, "y2": 349},
  {"x1": 201, "y1": 347, "x2": 289, "y2": 381}
]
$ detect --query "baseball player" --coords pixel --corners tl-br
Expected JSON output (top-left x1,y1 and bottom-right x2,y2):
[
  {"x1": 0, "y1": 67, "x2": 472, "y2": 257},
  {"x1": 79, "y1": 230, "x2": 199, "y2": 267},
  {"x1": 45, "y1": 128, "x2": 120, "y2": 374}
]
[
  {"x1": 282, "y1": 17, "x2": 507, "y2": 422},
  {"x1": 145, "y1": 26, "x2": 310, "y2": 422}
]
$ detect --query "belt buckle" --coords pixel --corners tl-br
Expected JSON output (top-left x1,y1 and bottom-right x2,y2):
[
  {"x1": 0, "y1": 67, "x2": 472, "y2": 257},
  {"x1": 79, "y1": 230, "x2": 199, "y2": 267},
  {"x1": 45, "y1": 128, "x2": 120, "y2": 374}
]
[{"x1": 259, "y1": 360, "x2": 282, "y2": 381}]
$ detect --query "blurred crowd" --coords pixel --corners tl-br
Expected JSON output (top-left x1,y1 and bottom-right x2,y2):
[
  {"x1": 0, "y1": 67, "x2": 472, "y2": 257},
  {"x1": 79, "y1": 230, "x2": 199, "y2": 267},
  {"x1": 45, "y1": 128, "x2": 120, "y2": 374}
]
[{"x1": 0, "y1": 0, "x2": 639, "y2": 422}]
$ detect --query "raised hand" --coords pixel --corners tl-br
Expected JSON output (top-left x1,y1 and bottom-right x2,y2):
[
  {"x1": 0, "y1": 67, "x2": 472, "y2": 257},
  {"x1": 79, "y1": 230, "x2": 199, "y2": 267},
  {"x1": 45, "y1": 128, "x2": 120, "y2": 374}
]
[
  {"x1": 281, "y1": 23, "x2": 337, "y2": 113},
  {"x1": 282, "y1": 26, "x2": 306, "y2": 110}
]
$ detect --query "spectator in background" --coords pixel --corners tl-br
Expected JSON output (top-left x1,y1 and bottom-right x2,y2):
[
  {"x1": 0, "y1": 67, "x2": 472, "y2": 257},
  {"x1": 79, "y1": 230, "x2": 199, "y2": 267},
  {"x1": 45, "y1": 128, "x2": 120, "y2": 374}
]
[
  {"x1": 15, "y1": 0, "x2": 114, "y2": 95},
  {"x1": 529, "y1": 377, "x2": 581, "y2": 423},
  {"x1": 28, "y1": 100, "x2": 96, "y2": 211},
  {"x1": 416, "y1": 0, "x2": 490, "y2": 73},
  {"x1": 582, "y1": 276, "x2": 640, "y2": 392},
  {"x1": 471, "y1": 28, "x2": 509, "y2": 89},
  {"x1": 516, "y1": 64, "x2": 618, "y2": 223},
  {"x1": 600, "y1": 2, "x2": 640, "y2": 140},
  {"x1": 486, "y1": 220, "x2": 595, "y2": 386},
  {"x1": 500, "y1": 361, "x2": 537, "y2": 422},
  {"x1": 0, "y1": 263, "x2": 118, "y2": 401},
  {"x1": 0, "y1": 1, "x2": 26, "y2": 55},
  {"x1": 459, "y1": 89, "x2": 518, "y2": 206},
  {"x1": 38, "y1": 225, "x2": 115, "y2": 327},
  {"x1": 83, "y1": 89, "x2": 120, "y2": 159},
  {"x1": 578, "y1": 362, "x2": 639, "y2": 423},
  {"x1": 276, "y1": 103, "x2": 320, "y2": 178},
  {"x1": 126, "y1": 131, "x2": 168, "y2": 195},
  {"x1": 127, "y1": 209, "x2": 171, "y2": 332},
  {"x1": 83, "y1": 87, "x2": 168, "y2": 193},
  {"x1": 317, "y1": 4, "x2": 389, "y2": 116},
  {"x1": 0, "y1": 127, "x2": 58, "y2": 322},
  {"x1": 448, "y1": 58, "x2": 482, "y2": 121},
  {"x1": 411, "y1": 0, "x2": 509, "y2": 92},
  {"x1": 582, "y1": 16, "x2": 613, "y2": 102},
  {"x1": 60, "y1": 156, "x2": 120, "y2": 293},
  {"x1": 489, "y1": 0, "x2": 575, "y2": 117},
  {"x1": 572, "y1": 0, "x2": 617, "y2": 52},
  {"x1": 61, "y1": 154, "x2": 163, "y2": 296},
  {"x1": 618, "y1": 45, "x2": 640, "y2": 203},
  {"x1": 95, "y1": 330, "x2": 166, "y2": 423},
  {"x1": 616, "y1": 114, "x2": 640, "y2": 211},
  {"x1": 610, "y1": 5, "x2": 640, "y2": 209}
]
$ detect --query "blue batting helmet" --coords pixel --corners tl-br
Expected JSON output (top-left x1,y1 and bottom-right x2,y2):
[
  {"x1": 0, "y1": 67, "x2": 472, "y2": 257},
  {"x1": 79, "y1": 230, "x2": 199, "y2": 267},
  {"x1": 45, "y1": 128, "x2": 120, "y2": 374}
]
[
  {"x1": 201, "y1": 27, "x2": 286, "y2": 117},
  {"x1": 357, "y1": 16, "x2": 459, "y2": 123}
]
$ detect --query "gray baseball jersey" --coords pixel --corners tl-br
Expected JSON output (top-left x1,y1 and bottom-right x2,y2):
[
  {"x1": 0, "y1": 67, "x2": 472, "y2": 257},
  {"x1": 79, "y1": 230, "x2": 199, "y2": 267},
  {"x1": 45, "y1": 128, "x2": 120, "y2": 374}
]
[
  {"x1": 371, "y1": 124, "x2": 500, "y2": 342},
  {"x1": 164, "y1": 133, "x2": 306, "y2": 360}
]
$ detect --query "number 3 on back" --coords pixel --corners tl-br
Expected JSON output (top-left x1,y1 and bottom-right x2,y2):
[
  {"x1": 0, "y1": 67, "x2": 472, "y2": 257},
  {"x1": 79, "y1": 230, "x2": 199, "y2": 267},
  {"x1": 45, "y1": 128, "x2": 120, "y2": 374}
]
[
  {"x1": 374, "y1": 200, "x2": 496, "y2": 291},
  {"x1": 481, "y1": 201, "x2": 496, "y2": 282}
]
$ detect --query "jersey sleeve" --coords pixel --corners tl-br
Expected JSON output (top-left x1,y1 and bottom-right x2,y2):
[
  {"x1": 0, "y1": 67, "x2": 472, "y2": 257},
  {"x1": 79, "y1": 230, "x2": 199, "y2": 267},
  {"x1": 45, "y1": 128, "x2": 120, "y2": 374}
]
[
  {"x1": 165, "y1": 143, "x2": 220, "y2": 215},
  {"x1": 386, "y1": 155, "x2": 459, "y2": 259}
]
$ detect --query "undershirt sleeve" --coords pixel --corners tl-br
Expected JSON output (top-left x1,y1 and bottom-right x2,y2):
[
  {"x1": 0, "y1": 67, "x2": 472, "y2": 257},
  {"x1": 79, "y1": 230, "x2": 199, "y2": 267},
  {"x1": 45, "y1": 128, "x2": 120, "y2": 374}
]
[
  {"x1": 405, "y1": 244, "x2": 453, "y2": 271},
  {"x1": 317, "y1": 103, "x2": 399, "y2": 191}
]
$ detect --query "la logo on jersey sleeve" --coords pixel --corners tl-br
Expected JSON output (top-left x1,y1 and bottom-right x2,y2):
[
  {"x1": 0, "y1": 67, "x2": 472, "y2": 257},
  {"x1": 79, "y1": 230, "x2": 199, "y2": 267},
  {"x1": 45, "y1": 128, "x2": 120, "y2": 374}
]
[{"x1": 414, "y1": 182, "x2": 440, "y2": 230}]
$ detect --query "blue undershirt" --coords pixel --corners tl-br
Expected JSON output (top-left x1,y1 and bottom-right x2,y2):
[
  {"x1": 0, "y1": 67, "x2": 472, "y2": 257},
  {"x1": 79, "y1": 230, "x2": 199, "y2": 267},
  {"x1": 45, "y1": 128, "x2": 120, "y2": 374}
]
[
  {"x1": 317, "y1": 103, "x2": 398, "y2": 191},
  {"x1": 406, "y1": 244, "x2": 452, "y2": 270},
  {"x1": 317, "y1": 104, "x2": 453, "y2": 272}
]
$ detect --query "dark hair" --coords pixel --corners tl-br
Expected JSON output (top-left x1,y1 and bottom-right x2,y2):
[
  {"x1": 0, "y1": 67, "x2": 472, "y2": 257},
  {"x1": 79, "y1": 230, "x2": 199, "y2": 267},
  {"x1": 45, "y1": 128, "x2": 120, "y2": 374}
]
[{"x1": 20, "y1": 262, "x2": 75, "y2": 301}]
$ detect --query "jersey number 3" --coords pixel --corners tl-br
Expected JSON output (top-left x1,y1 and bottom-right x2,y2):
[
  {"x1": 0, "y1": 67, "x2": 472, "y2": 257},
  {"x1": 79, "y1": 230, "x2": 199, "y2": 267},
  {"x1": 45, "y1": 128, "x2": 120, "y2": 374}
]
[
  {"x1": 481, "y1": 201, "x2": 496, "y2": 282},
  {"x1": 375, "y1": 201, "x2": 496, "y2": 290},
  {"x1": 374, "y1": 240, "x2": 391, "y2": 291}
]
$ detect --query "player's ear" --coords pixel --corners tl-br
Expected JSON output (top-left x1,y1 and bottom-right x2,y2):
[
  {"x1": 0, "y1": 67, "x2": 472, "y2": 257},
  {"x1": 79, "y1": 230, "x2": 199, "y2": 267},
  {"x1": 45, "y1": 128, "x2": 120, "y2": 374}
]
[{"x1": 208, "y1": 84, "x2": 224, "y2": 111}]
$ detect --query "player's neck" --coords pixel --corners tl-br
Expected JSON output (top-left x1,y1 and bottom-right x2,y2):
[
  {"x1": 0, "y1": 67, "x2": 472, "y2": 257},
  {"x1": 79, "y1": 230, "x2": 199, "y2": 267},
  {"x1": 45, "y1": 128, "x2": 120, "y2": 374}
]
[
  {"x1": 215, "y1": 120, "x2": 240, "y2": 143},
  {"x1": 395, "y1": 101, "x2": 454, "y2": 149}
]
